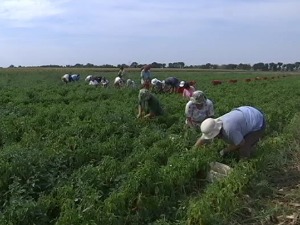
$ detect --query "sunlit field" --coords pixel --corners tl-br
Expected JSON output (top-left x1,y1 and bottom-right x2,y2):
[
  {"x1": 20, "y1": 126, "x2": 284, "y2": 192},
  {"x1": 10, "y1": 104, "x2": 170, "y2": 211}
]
[{"x1": 0, "y1": 68, "x2": 299, "y2": 224}]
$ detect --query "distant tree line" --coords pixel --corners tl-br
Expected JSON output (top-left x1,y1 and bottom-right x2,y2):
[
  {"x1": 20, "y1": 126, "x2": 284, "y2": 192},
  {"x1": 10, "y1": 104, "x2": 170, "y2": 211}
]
[{"x1": 7, "y1": 61, "x2": 300, "y2": 71}]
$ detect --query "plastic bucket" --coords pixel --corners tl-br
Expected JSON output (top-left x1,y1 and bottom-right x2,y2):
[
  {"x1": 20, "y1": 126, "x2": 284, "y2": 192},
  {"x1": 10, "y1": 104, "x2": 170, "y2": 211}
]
[{"x1": 207, "y1": 162, "x2": 232, "y2": 183}]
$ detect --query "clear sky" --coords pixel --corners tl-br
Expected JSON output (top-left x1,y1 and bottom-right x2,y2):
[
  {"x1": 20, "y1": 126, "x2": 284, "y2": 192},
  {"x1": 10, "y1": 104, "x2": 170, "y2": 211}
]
[{"x1": 0, "y1": 0, "x2": 299, "y2": 67}]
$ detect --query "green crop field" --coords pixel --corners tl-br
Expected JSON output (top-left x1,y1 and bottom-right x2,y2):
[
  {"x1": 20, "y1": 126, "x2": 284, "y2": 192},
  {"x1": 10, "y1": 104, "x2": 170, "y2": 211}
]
[{"x1": 0, "y1": 68, "x2": 299, "y2": 225}]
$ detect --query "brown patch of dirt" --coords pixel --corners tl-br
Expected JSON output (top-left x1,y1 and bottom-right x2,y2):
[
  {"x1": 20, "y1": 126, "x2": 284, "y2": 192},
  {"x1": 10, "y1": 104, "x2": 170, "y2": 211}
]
[
  {"x1": 259, "y1": 150, "x2": 300, "y2": 225},
  {"x1": 235, "y1": 149, "x2": 300, "y2": 225}
]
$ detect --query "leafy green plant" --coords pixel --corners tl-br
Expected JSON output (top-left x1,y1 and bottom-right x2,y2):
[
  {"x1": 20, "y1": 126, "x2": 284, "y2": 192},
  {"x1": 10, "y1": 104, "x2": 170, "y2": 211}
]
[{"x1": 0, "y1": 68, "x2": 299, "y2": 224}]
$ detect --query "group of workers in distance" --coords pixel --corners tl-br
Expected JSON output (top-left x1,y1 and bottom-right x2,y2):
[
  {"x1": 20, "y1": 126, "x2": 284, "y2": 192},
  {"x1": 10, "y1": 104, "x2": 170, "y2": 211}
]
[{"x1": 137, "y1": 65, "x2": 266, "y2": 161}]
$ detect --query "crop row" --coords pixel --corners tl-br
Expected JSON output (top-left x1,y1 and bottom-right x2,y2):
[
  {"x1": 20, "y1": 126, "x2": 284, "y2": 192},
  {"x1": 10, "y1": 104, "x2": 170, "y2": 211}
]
[{"x1": 0, "y1": 69, "x2": 299, "y2": 224}]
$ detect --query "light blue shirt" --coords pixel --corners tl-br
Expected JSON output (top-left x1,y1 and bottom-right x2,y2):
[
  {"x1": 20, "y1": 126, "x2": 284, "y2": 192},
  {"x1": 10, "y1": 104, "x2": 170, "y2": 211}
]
[
  {"x1": 141, "y1": 70, "x2": 151, "y2": 80},
  {"x1": 219, "y1": 106, "x2": 264, "y2": 145}
]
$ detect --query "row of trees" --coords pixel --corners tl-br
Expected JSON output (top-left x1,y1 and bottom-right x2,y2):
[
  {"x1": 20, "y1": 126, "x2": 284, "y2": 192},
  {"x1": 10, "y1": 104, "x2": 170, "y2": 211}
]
[
  {"x1": 185, "y1": 62, "x2": 300, "y2": 71},
  {"x1": 7, "y1": 61, "x2": 300, "y2": 71}
]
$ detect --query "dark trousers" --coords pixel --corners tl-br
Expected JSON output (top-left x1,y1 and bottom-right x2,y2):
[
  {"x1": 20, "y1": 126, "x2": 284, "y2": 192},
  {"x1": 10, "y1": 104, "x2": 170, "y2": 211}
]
[{"x1": 239, "y1": 118, "x2": 266, "y2": 159}]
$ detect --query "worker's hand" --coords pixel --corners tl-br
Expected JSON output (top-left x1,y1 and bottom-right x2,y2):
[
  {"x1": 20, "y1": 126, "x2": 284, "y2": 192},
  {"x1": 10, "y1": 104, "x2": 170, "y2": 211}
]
[
  {"x1": 219, "y1": 149, "x2": 225, "y2": 157},
  {"x1": 219, "y1": 148, "x2": 229, "y2": 157},
  {"x1": 144, "y1": 113, "x2": 152, "y2": 118}
]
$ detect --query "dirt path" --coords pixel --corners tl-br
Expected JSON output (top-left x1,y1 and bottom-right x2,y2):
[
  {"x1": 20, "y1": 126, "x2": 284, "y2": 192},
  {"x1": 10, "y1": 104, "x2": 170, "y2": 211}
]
[
  {"x1": 237, "y1": 149, "x2": 300, "y2": 225},
  {"x1": 266, "y1": 150, "x2": 300, "y2": 225}
]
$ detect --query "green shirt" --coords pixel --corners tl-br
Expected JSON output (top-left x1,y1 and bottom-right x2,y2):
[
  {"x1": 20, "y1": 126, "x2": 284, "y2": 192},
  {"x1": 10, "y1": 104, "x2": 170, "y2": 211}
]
[{"x1": 139, "y1": 96, "x2": 163, "y2": 116}]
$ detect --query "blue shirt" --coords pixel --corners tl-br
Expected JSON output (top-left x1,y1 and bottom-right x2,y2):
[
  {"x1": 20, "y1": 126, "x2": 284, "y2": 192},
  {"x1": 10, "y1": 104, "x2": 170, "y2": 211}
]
[
  {"x1": 164, "y1": 77, "x2": 179, "y2": 87},
  {"x1": 219, "y1": 106, "x2": 264, "y2": 145},
  {"x1": 141, "y1": 70, "x2": 151, "y2": 81}
]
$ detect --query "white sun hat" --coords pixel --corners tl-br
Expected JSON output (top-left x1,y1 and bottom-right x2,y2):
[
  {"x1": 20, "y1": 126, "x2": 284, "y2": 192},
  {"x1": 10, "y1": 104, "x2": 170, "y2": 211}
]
[
  {"x1": 179, "y1": 81, "x2": 185, "y2": 87},
  {"x1": 114, "y1": 76, "x2": 121, "y2": 84},
  {"x1": 85, "y1": 75, "x2": 93, "y2": 82},
  {"x1": 200, "y1": 118, "x2": 223, "y2": 139},
  {"x1": 151, "y1": 78, "x2": 158, "y2": 85}
]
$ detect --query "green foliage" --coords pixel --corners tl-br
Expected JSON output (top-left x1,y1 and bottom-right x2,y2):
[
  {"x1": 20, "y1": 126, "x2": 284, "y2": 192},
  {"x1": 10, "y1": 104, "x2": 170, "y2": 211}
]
[{"x1": 0, "y1": 68, "x2": 299, "y2": 224}]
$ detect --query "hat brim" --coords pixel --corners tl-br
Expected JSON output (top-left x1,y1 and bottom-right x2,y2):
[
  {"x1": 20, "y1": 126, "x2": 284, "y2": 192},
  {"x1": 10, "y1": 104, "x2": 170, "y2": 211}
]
[
  {"x1": 190, "y1": 97, "x2": 203, "y2": 104},
  {"x1": 201, "y1": 120, "x2": 222, "y2": 139},
  {"x1": 190, "y1": 97, "x2": 196, "y2": 103},
  {"x1": 151, "y1": 79, "x2": 158, "y2": 85},
  {"x1": 179, "y1": 83, "x2": 184, "y2": 87}
]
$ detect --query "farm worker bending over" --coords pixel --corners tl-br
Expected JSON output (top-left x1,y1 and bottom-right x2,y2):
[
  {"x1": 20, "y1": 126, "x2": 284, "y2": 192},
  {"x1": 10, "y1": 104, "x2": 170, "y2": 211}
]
[
  {"x1": 85, "y1": 75, "x2": 93, "y2": 82},
  {"x1": 126, "y1": 79, "x2": 136, "y2": 88},
  {"x1": 71, "y1": 74, "x2": 80, "y2": 81},
  {"x1": 163, "y1": 77, "x2": 180, "y2": 93},
  {"x1": 189, "y1": 80, "x2": 197, "y2": 89},
  {"x1": 137, "y1": 89, "x2": 163, "y2": 119},
  {"x1": 89, "y1": 79, "x2": 99, "y2": 86},
  {"x1": 195, "y1": 106, "x2": 266, "y2": 159},
  {"x1": 61, "y1": 74, "x2": 70, "y2": 83},
  {"x1": 178, "y1": 81, "x2": 185, "y2": 94},
  {"x1": 140, "y1": 65, "x2": 152, "y2": 89},
  {"x1": 68, "y1": 74, "x2": 73, "y2": 82},
  {"x1": 151, "y1": 78, "x2": 164, "y2": 93},
  {"x1": 114, "y1": 76, "x2": 124, "y2": 88},
  {"x1": 118, "y1": 66, "x2": 126, "y2": 84},
  {"x1": 185, "y1": 91, "x2": 214, "y2": 129},
  {"x1": 180, "y1": 81, "x2": 196, "y2": 100},
  {"x1": 101, "y1": 77, "x2": 109, "y2": 87}
]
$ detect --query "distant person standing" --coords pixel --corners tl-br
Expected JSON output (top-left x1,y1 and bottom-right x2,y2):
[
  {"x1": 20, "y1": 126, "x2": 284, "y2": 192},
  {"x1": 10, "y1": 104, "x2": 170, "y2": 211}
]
[
  {"x1": 118, "y1": 66, "x2": 126, "y2": 81},
  {"x1": 140, "y1": 65, "x2": 152, "y2": 89}
]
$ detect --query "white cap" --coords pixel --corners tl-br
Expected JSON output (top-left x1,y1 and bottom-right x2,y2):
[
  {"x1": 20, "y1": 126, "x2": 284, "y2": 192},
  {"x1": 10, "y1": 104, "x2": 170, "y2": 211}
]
[
  {"x1": 200, "y1": 118, "x2": 223, "y2": 139},
  {"x1": 114, "y1": 77, "x2": 121, "y2": 83},
  {"x1": 179, "y1": 81, "x2": 185, "y2": 87},
  {"x1": 151, "y1": 78, "x2": 158, "y2": 85}
]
